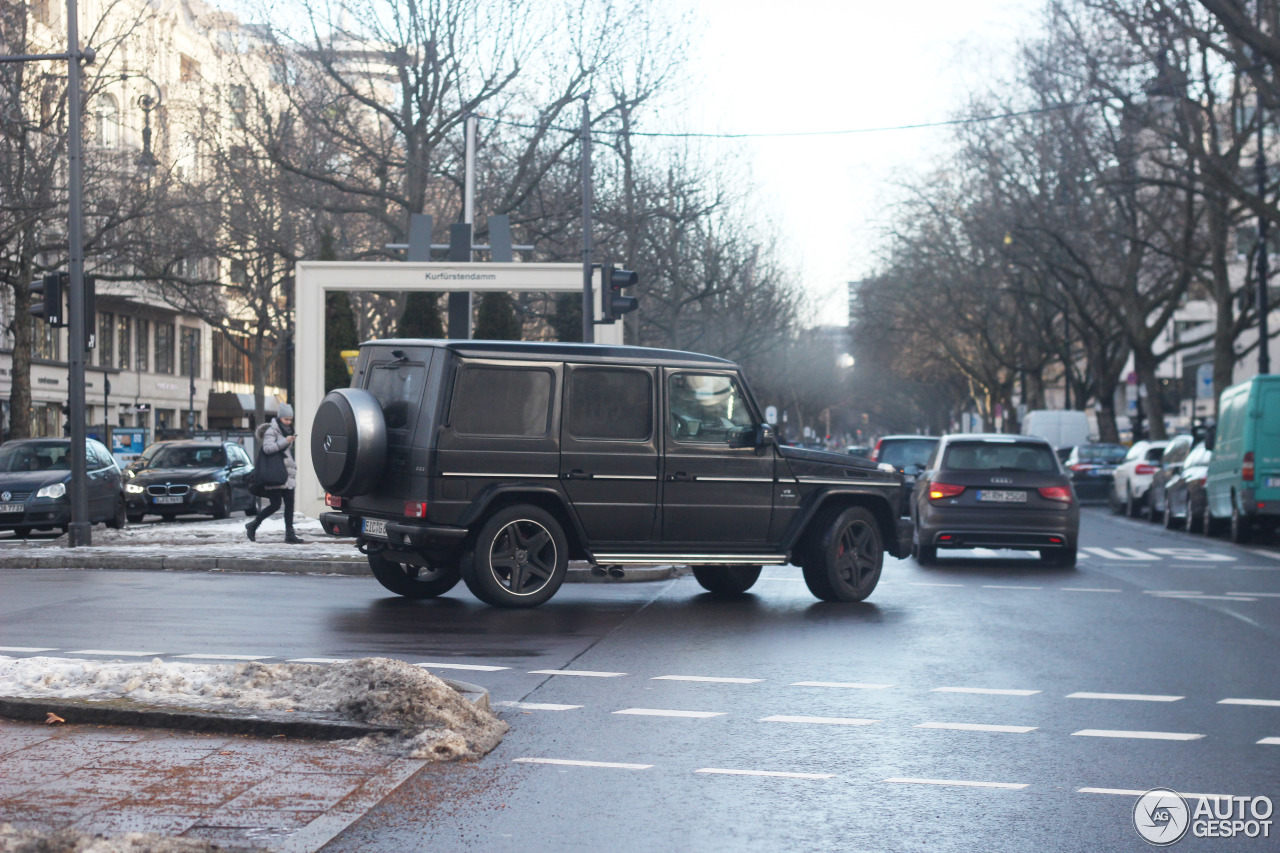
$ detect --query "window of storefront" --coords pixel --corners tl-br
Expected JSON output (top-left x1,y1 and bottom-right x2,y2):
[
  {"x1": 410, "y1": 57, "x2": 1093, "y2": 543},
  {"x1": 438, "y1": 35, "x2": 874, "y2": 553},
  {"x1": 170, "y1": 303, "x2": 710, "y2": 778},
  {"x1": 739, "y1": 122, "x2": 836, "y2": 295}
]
[
  {"x1": 117, "y1": 316, "x2": 131, "y2": 370},
  {"x1": 180, "y1": 327, "x2": 200, "y2": 378},
  {"x1": 136, "y1": 319, "x2": 149, "y2": 372},
  {"x1": 155, "y1": 322, "x2": 174, "y2": 374},
  {"x1": 31, "y1": 402, "x2": 61, "y2": 438},
  {"x1": 98, "y1": 311, "x2": 114, "y2": 368},
  {"x1": 31, "y1": 318, "x2": 59, "y2": 361}
]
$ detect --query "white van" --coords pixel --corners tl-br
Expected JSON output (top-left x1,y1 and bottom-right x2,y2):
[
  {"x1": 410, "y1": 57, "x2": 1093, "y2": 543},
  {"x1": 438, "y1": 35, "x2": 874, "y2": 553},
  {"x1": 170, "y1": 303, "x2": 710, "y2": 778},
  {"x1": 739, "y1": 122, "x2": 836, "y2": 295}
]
[{"x1": 1021, "y1": 410, "x2": 1091, "y2": 452}]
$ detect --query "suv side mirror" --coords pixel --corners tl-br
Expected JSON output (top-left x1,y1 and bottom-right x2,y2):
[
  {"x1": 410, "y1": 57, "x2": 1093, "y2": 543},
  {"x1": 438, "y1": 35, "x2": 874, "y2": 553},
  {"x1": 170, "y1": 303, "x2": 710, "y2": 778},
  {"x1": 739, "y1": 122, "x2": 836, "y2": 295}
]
[{"x1": 757, "y1": 423, "x2": 776, "y2": 447}]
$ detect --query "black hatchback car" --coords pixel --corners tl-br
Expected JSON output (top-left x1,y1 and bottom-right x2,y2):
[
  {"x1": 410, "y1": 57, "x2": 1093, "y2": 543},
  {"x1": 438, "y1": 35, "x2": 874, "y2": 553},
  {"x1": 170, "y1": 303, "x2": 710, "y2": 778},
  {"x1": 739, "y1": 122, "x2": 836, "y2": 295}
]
[
  {"x1": 0, "y1": 438, "x2": 126, "y2": 535},
  {"x1": 123, "y1": 441, "x2": 257, "y2": 522},
  {"x1": 910, "y1": 434, "x2": 1080, "y2": 567},
  {"x1": 1062, "y1": 442, "x2": 1127, "y2": 501}
]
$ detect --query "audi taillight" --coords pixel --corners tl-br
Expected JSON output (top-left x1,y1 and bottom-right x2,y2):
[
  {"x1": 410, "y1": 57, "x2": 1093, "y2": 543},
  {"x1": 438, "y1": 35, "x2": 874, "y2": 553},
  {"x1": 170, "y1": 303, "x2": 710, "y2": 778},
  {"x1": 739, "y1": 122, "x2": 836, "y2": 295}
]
[
  {"x1": 1134, "y1": 464, "x2": 1159, "y2": 475},
  {"x1": 929, "y1": 482, "x2": 965, "y2": 500},
  {"x1": 404, "y1": 501, "x2": 428, "y2": 518},
  {"x1": 1243, "y1": 451, "x2": 1255, "y2": 482},
  {"x1": 1038, "y1": 486, "x2": 1074, "y2": 503}
]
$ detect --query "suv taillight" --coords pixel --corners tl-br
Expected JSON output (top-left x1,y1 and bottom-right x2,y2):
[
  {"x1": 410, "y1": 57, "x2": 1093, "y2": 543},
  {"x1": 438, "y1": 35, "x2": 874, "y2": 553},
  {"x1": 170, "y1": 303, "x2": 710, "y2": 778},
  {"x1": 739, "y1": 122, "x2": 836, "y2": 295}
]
[
  {"x1": 404, "y1": 501, "x2": 428, "y2": 518},
  {"x1": 1243, "y1": 451, "x2": 1255, "y2": 482},
  {"x1": 325, "y1": 493, "x2": 343, "y2": 508},
  {"x1": 871, "y1": 439, "x2": 883, "y2": 462},
  {"x1": 1038, "y1": 486, "x2": 1073, "y2": 503},
  {"x1": 1134, "y1": 464, "x2": 1159, "y2": 475},
  {"x1": 929, "y1": 482, "x2": 965, "y2": 500}
]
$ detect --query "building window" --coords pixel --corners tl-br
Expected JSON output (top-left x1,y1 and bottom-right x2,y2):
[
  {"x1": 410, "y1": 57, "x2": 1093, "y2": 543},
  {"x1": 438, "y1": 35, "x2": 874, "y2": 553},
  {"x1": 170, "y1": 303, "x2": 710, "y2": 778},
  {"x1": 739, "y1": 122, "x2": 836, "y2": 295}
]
[
  {"x1": 180, "y1": 327, "x2": 200, "y2": 378},
  {"x1": 180, "y1": 54, "x2": 200, "y2": 83},
  {"x1": 33, "y1": 0, "x2": 51, "y2": 25},
  {"x1": 117, "y1": 316, "x2": 131, "y2": 370},
  {"x1": 30, "y1": 318, "x2": 60, "y2": 361},
  {"x1": 229, "y1": 85, "x2": 247, "y2": 129},
  {"x1": 155, "y1": 322, "x2": 175, "y2": 374},
  {"x1": 98, "y1": 311, "x2": 114, "y2": 368},
  {"x1": 135, "y1": 318, "x2": 149, "y2": 372},
  {"x1": 94, "y1": 94, "x2": 119, "y2": 149}
]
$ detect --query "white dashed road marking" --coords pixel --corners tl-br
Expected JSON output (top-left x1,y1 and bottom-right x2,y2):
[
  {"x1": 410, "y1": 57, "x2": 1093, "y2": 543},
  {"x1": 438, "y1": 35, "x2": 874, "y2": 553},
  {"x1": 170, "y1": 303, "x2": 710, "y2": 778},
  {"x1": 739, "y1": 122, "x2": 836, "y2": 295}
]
[
  {"x1": 514, "y1": 758, "x2": 652, "y2": 770},
  {"x1": 908, "y1": 582, "x2": 964, "y2": 587},
  {"x1": 416, "y1": 663, "x2": 510, "y2": 671},
  {"x1": 790, "y1": 681, "x2": 894, "y2": 690},
  {"x1": 497, "y1": 702, "x2": 582, "y2": 711},
  {"x1": 982, "y1": 585, "x2": 1042, "y2": 590},
  {"x1": 1080, "y1": 787, "x2": 1232, "y2": 798},
  {"x1": 1085, "y1": 547, "x2": 1158, "y2": 561},
  {"x1": 1072, "y1": 729, "x2": 1204, "y2": 741},
  {"x1": 529, "y1": 669, "x2": 627, "y2": 677},
  {"x1": 614, "y1": 708, "x2": 726, "y2": 719},
  {"x1": 1228, "y1": 591, "x2": 1280, "y2": 597},
  {"x1": 173, "y1": 653, "x2": 270, "y2": 661},
  {"x1": 652, "y1": 675, "x2": 762, "y2": 684},
  {"x1": 1219, "y1": 698, "x2": 1280, "y2": 707},
  {"x1": 0, "y1": 646, "x2": 56, "y2": 652},
  {"x1": 288, "y1": 657, "x2": 350, "y2": 663},
  {"x1": 67, "y1": 649, "x2": 161, "y2": 657},
  {"x1": 1257, "y1": 737, "x2": 1280, "y2": 745},
  {"x1": 696, "y1": 768, "x2": 835, "y2": 780},
  {"x1": 760, "y1": 715, "x2": 878, "y2": 726},
  {"x1": 1244, "y1": 548, "x2": 1280, "y2": 561},
  {"x1": 1154, "y1": 593, "x2": 1258, "y2": 601},
  {"x1": 1067, "y1": 692, "x2": 1183, "y2": 702},
  {"x1": 1143, "y1": 590, "x2": 1202, "y2": 596},
  {"x1": 932, "y1": 687, "x2": 1040, "y2": 696},
  {"x1": 1060, "y1": 588, "x2": 1123, "y2": 593},
  {"x1": 884, "y1": 777, "x2": 1028, "y2": 790},
  {"x1": 915, "y1": 722, "x2": 1037, "y2": 733}
]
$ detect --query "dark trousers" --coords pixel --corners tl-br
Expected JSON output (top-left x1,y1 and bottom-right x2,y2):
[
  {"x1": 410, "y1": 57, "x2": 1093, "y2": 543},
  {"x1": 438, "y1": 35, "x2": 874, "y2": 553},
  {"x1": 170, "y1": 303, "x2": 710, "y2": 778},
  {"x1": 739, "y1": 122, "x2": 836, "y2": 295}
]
[{"x1": 251, "y1": 488, "x2": 295, "y2": 532}]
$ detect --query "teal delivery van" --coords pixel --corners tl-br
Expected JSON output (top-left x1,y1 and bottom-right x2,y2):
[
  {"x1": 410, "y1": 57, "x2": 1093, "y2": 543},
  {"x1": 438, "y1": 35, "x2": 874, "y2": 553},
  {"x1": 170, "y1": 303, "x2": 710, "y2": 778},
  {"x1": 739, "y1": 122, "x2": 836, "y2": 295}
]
[{"x1": 1205, "y1": 375, "x2": 1280, "y2": 542}]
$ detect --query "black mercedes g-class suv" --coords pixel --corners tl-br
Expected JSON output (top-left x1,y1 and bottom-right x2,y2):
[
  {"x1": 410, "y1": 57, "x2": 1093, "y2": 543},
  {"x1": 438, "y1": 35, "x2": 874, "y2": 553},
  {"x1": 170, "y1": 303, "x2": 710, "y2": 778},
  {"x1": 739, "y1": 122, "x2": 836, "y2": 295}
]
[{"x1": 314, "y1": 340, "x2": 909, "y2": 608}]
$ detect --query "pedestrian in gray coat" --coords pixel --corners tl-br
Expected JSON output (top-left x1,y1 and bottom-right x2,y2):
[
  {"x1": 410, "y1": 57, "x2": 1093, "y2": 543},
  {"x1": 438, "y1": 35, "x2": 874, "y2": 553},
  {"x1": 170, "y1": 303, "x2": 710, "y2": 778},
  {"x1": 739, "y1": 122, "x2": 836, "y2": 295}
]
[{"x1": 246, "y1": 403, "x2": 305, "y2": 543}]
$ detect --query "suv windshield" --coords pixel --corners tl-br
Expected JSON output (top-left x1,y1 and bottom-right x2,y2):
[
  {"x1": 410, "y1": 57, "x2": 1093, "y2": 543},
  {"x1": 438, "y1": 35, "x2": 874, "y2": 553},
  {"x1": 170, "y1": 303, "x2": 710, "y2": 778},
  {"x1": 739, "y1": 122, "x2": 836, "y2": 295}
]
[
  {"x1": 150, "y1": 446, "x2": 226, "y2": 468},
  {"x1": 0, "y1": 443, "x2": 68, "y2": 472},
  {"x1": 943, "y1": 442, "x2": 1058, "y2": 472}
]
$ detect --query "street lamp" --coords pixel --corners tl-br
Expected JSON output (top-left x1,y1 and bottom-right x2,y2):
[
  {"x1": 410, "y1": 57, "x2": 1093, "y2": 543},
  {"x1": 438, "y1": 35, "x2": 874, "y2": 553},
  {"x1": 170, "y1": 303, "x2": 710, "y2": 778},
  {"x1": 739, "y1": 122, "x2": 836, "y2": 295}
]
[{"x1": 120, "y1": 73, "x2": 162, "y2": 176}]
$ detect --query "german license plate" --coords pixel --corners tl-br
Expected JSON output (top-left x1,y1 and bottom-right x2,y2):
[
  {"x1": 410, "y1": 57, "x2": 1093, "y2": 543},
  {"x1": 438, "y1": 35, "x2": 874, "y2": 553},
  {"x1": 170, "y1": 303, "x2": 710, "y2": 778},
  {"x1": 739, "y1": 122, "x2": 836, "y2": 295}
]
[
  {"x1": 0, "y1": 502, "x2": 23, "y2": 513},
  {"x1": 363, "y1": 518, "x2": 388, "y2": 538},
  {"x1": 153, "y1": 495, "x2": 183, "y2": 505},
  {"x1": 978, "y1": 490, "x2": 1027, "y2": 503},
  {"x1": 1266, "y1": 477, "x2": 1280, "y2": 488},
  {"x1": 1091, "y1": 469, "x2": 1111, "y2": 477}
]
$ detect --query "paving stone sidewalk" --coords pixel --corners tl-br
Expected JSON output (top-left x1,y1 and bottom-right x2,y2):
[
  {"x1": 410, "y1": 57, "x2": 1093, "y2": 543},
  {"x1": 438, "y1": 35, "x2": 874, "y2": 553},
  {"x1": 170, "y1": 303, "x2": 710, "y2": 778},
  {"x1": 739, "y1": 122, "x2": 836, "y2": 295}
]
[{"x1": 0, "y1": 719, "x2": 425, "y2": 852}]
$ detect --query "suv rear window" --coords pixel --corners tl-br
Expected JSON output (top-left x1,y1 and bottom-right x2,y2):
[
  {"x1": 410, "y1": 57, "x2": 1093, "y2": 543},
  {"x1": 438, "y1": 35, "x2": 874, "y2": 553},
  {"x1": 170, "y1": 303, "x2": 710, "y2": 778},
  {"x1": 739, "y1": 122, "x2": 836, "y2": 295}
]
[
  {"x1": 368, "y1": 361, "x2": 427, "y2": 431},
  {"x1": 942, "y1": 442, "x2": 1057, "y2": 472},
  {"x1": 452, "y1": 366, "x2": 553, "y2": 437},
  {"x1": 567, "y1": 368, "x2": 651, "y2": 440}
]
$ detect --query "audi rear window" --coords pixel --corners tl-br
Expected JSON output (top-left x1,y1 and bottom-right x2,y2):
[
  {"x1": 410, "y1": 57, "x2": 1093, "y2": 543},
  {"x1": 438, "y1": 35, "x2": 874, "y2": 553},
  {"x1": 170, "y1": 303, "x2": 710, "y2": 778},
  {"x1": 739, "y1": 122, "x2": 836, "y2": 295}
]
[{"x1": 942, "y1": 442, "x2": 1058, "y2": 472}]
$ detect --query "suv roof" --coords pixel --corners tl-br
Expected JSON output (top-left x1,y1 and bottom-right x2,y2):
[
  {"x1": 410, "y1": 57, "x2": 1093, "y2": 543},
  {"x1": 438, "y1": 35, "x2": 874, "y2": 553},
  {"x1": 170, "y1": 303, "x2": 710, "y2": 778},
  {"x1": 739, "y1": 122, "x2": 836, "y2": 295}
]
[{"x1": 365, "y1": 339, "x2": 734, "y2": 368}]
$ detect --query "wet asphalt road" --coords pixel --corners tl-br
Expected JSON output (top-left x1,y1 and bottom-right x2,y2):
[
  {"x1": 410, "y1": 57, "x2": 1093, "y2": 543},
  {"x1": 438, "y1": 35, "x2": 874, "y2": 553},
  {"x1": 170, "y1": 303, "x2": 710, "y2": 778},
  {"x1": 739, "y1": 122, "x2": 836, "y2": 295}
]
[{"x1": 2, "y1": 506, "x2": 1279, "y2": 851}]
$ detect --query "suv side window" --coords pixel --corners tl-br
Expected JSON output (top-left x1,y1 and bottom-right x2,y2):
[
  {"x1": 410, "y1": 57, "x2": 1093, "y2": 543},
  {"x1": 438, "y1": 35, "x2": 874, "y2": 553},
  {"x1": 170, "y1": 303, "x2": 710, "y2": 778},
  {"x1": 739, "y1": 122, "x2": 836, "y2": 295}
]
[
  {"x1": 452, "y1": 366, "x2": 554, "y2": 437},
  {"x1": 567, "y1": 368, "x2": 651, "y2": 441},
  {"x1": 668, "y1": 372, "x2": 754, "y2": 445}
]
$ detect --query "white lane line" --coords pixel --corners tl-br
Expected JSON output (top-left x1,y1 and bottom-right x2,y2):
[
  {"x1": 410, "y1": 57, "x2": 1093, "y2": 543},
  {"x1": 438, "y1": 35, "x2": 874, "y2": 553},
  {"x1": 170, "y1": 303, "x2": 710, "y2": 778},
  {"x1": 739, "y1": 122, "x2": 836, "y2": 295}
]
[
  {"x1": 1257, "y1": 737, "x2": 1280, "y2": 745},
  {"x1": 1244, "y1": 548, "x2": 1280, "y2": 561},
  {"x1": 496, "y1": 702, "x2": 583, "y2": 711},
  {"x1": 1072, "y1": 729, "x2": 1204, "y2": 741},
  {"x1": 529, "y1": 669, "x2": 627, "y2": 677},
  {"x1": 1142, "y1": 590, "x2": 1202, "y2": 595},
  {"x1": 614, "y1": 708, "x2": 726, "y2": 719},
  {"x1": 1067, "y1": 692, "x2": 1183, "y2": 702},
  {"x1": 884, "y1": 777, "x2": 1027, "y2": 790},
  {"x1": 696, "y1": 768, "x2": 835, "y2": 780},
  {"x1": 66, "y1": 649, "x2": 161, "y2": 657},
  {"x1": 416, "y1": 662, "x2": 510, "y2": 671},
  {"x1": 791, "y1": 681, "x2": 895, "y2": 690},
  {"x1": 1080, "y1": 787, "x2": 1232, "y2": 799},
  {"x1": 0, "y1": 646, "x2": 57, "y2": 653},
  {"x1": 982, "y1": 585, "x2": 1042, "y2": 590},
  {"x1": 1219, "y1": 698, "x2": 1280, "y2": 708},
  {"x1": 173, "y1": 653, "x2": 271, "y2": 661},
  {"x1": 932, "y1": 687, "x2": 1041, "y2": 696},
  {"x1": 1153, "y1": 593, "x2": 1258, "y2": 601},
  {"x1": 908, "y1": 582, "x2": 964, "y2": 587},
  {"x1": 915, "y1": 722, "x2": 1037, "y2": 734},
  {"x1": 288, "y1": 657, "x2": 350, "y2": 664},
  {"x1": 652, "y1": 675, "x2": 762, "y2": 684},
  {"x1": 760, "y1": 715, "x2": 879, "y2": 726},
  {"x1": 514, "y1": 758, "x2": 651, "y2": 770},
  {"x1": 1061, "y1": 588, "x2": 1124, "y2": 593},
  {"x1": 1228, "y1": 591, "x2": 1280, "y2": 597}
]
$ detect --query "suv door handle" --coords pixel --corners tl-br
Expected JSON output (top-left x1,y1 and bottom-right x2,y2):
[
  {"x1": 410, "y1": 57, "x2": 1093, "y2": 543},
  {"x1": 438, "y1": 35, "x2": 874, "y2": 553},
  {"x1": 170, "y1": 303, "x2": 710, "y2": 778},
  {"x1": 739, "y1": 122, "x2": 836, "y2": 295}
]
[
  {"x1": 563, "y1": 470, "x2": 593, "y2": 480},
  {"x1": 667, "y1": 472, "x2": 693, "y2": 482}
]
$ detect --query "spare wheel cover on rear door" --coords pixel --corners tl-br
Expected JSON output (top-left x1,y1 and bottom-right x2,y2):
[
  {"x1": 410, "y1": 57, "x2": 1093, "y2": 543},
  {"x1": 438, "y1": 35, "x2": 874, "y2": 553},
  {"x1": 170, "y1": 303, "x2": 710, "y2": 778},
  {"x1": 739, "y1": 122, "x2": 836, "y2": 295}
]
[{"x1": 311, "y1": 388, "x2": 387, "y2": 496}]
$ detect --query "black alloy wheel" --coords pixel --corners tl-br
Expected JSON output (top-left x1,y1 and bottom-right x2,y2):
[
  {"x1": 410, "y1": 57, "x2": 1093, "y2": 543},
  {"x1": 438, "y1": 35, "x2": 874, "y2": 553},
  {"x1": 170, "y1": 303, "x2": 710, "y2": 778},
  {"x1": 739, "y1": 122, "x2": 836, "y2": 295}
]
[
  {"x1": 367, "y1": 551, "x2": 462, "y2": 599},
  {"x1": 692, "y1": 565, "x2": 763, "y2": 595},
  {"x1": 1164, "y1": 495, "x2": 1180, "y2": 530},
  {"x1": 802, "y1": 506, "x2": 884, "y2": 602},
  {"x1": 461, "y1": 505, "x2": 569, "y2": 608},
  {"x1": 212, "y1": 491, "x2": 230, "y2": 520}
]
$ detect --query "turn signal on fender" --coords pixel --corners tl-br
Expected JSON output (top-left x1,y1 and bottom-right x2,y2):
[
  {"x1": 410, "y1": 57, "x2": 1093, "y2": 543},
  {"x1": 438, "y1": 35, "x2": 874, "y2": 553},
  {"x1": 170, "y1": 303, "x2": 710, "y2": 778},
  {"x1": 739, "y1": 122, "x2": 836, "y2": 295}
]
[{"x1": 929, "y1": 483, "x2": 965, "y2": 500}]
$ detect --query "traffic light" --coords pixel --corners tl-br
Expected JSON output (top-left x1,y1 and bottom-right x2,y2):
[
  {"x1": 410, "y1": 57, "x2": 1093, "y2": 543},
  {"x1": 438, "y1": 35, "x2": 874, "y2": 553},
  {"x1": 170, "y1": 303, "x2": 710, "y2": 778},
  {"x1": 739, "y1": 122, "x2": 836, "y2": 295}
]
[
  {"x1": 30, "y1": 272, "x2": 67, "y2": 327},
  {"x1": 601, "y1": 265, "x2": 639, "y2": 322}
]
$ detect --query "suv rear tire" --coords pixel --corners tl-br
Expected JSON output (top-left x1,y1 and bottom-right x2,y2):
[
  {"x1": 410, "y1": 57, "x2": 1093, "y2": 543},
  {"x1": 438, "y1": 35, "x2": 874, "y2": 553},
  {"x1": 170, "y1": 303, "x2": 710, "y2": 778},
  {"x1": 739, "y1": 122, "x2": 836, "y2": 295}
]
[
  {"x1": 461, "y1": 504, "x2": 569, "y2": 608},
  {"x1": 692, "y1": 565, "x2": 762, "y2": 595},
  {"x1": 368, "y1": 551, "x2": 461, "y2": 599},
  {"x1": 802, "y1": 506, "x2": 883, "y2": 602}
]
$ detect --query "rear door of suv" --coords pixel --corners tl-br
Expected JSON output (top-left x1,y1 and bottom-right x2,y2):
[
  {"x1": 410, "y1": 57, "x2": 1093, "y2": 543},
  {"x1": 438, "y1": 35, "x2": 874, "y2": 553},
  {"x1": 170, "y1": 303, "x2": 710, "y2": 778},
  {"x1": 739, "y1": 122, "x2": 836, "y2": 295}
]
[{"x1": 558, "y1": 364, "x2": 659, "y2": 545}]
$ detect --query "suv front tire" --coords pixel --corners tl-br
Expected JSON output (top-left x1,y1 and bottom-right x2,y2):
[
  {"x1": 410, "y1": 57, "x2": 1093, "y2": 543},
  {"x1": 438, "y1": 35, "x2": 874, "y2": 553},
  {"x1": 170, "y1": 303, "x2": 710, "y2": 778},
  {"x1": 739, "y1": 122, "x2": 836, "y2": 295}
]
[
  {"x1": 802, "y1": 506, "x2": 884, "y2": 602},
  {"x1": 461, "y1": 504, "x2": 569, "y2": 608}
]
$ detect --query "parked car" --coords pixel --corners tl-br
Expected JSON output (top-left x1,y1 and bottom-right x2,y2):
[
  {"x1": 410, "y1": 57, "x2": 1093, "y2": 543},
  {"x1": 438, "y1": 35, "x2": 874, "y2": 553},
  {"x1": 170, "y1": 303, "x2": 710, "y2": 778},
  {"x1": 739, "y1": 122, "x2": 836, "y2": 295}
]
[
  {"x1": 1062, "y1": 443, "x2": 1127, "y2": 501},
  {"x1": 1109, "y1": 440, "x2": 1170, "y2": 518},
  {"x1": 909, "y1": 434, "x2": 1080, "y2": 567},
  {"x1": 845, "y1": 445, "x2": 872, "y2": 458},
  {"x1": 1163, "y1": 442, "x2": 1212, "y2": 532},
  {"x1": 0, "y1": 438, "x2": 126, "y2": 535},
  {"x1": 1205, "y1": 375, "x2": 1280, "y2": 542},
  {"x1": 315, "y1": 340, "x2": 910, "y2": 607},
  {"x1": 871, "y1": 435, "x2": 940, "y2": 514},
  {"x1": 1147, "y1": 434, "x2": 1195, "y2": 524},
  {"x1": 123, "y1": 441, "x2": 257, "y2": 522}
]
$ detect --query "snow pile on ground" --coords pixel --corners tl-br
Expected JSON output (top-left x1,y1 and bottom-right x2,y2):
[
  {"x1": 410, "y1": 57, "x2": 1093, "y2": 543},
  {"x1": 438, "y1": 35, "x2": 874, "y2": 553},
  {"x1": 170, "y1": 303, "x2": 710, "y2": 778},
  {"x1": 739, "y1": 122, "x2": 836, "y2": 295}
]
[
  {"x1": 0, "y1": 823, "x2": 257, "y2": 853},
  {"x1": 0, "y1": 656, "x2": 506, "y2": 761}
]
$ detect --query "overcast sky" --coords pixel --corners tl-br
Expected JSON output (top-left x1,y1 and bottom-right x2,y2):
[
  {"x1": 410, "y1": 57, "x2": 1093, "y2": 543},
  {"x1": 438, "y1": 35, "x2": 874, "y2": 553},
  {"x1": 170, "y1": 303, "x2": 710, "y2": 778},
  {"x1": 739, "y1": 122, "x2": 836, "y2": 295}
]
[{"x1": 680, "y1": 0, "x2": 1039, "y2": 325}]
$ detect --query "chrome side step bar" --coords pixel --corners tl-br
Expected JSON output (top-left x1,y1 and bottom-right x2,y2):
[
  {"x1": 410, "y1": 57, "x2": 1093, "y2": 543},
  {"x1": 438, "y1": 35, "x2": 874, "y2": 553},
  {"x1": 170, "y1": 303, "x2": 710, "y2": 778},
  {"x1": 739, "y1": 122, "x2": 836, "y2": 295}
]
[{"x1": 592, "y1": 553, "x2": 789, "y2": 566}]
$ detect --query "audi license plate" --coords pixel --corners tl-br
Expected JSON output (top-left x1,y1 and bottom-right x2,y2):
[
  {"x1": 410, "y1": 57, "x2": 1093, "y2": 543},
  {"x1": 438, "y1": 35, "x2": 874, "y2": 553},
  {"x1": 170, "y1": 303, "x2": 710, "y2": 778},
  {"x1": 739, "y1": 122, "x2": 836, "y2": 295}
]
[
  {"x1": 152, "y1": 495, "x2": 183, "y2": 505},
  {"x1": 363, "y1": 518, "x2": 388, "y2": 538},
  {"x1": 978, "y1": 490, "x2": 1027, "y2": 503},
  {"x1": 0, "y1": 502, "x2": 24, "y2": 513}
]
